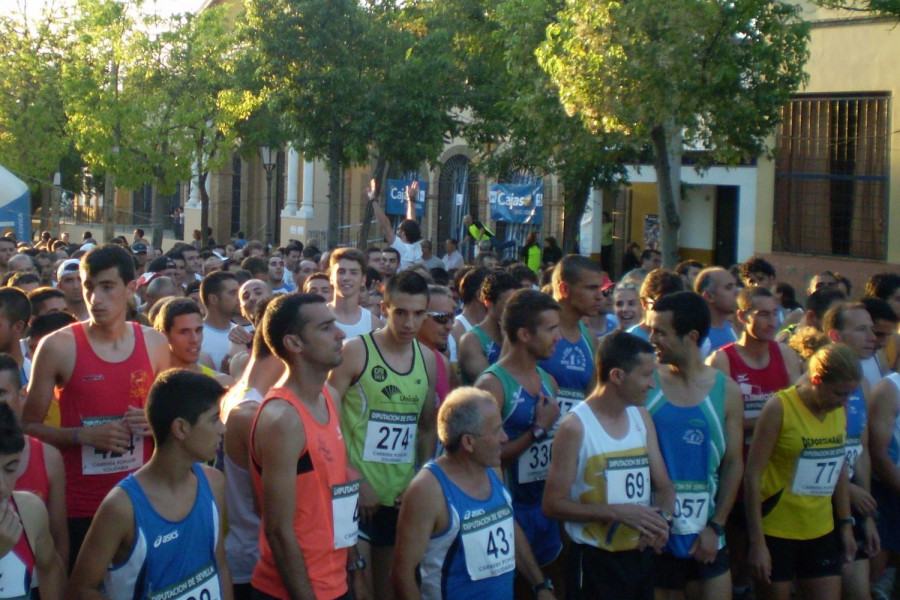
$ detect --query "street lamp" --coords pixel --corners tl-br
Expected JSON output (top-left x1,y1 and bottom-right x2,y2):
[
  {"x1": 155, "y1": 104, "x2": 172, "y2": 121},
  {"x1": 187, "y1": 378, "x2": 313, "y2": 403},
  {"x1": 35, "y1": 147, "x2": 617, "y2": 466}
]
[{"x1": 260, "y1": 145, "x2": 278, "y2": 248}]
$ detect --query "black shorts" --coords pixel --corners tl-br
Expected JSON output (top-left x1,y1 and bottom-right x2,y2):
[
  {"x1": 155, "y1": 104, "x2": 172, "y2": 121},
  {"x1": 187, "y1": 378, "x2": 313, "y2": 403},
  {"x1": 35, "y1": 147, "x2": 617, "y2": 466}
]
[
  {"x1": 766, "y1": 533, "x2": 842, "y2": 582},
  {"x1": 653, "y1": 547, "x2": 731, "y2": 590},
  {"x1": 566, "y1": 543, "x2": 653, "y2": 600},
  {"x1": 358, "y1": 505, "x2": 400, "y2": 547},
  {"x1": 728, "y1": 501, "x2": 747, "y2": 531},
  {"x1": 67, "y1": 516, "x2": 94, "y2": 570}
]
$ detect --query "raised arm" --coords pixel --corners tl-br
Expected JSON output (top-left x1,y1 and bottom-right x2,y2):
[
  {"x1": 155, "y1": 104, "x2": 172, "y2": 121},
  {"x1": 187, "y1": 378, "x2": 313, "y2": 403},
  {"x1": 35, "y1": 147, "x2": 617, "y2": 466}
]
[{"x1": 368, "y1": 179, "x2": 397, "y2": 246}]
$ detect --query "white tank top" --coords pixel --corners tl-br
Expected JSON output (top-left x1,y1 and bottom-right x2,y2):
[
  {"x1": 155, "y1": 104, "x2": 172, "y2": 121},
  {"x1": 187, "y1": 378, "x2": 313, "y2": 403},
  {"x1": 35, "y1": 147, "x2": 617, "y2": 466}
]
[
  {"x1": 456, "y1": 314, "x2": 473, "y2": 333},
  {"x1": 566, "y1": 403, "x2": 650, "y2": 550},
  {"x1": 223, "y1": 387, "x2": 264, "y2": 583},
  {"x1": 334, "y1": 307, "x2": 374, "y2": 339}
]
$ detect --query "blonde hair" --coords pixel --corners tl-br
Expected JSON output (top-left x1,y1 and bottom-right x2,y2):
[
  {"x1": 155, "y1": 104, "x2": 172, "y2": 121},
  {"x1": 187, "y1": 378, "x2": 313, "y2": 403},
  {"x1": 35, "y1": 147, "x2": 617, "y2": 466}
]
[
  {"x1": 808, "y1": 343, "x2": 862, "y2": 385},
  {"x1": 788, "y1": 326, "x2": 830, "y2": 361}
]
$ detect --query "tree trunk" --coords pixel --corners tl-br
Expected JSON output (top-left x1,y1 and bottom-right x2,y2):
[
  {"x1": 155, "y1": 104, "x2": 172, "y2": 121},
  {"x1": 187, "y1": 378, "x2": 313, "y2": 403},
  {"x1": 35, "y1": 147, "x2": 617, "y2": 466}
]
[
  {"x1": 650, "y1": 119, "x2": 682, "y2": 268},
  {"x1": 358, "y1": 155, "x2": 387, "y2": 250},
  {"x1": 103, "y1": 172, "x2": 116, "y2": 242},
  {"x1": 150, "y1": 184, "x2": 165, "y2": 249},
  {"x1": 561, "y1": 180, "x2": 590, "y2": 255},
  {"x1": 200, "y1": 170, "x2": 210, "y2": 249},
  {"x1": 326, "y1": 136, "x2": 343, "y2": 250}
]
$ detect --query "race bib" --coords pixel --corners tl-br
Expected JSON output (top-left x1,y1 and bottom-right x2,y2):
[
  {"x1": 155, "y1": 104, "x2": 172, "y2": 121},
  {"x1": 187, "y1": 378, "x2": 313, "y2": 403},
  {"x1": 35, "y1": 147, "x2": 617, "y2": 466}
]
[
  {"x1": 672, "y1": 482, "x2": 710, "y2": 535},
  {"x1": 81, "y1": 415, "x2": 144, "y2": 475},
  {"x1": 332, "y1": 480, "x2": 360, "y2": 549},
  {"x1": 792, "y1": 447, "x2": 845, "y2": 496},
  {"x1": 362, "y1": 411, "x2": 417, "y2": 464},
  {"x1": 845, "y1": 437, "x2": 863, "y2": 480},
  {"x1": 740, "y1": 383, "x2": 769, "y2": 421},
  {"x1": 517, "y1": 438, "x2": 552, "y2": 484},
  {"x1": 605, "y1": 455, "x2": 651, "y2": 506},
  {"x1": 460, "y1": 504, "x2": 516, "y2": 581},
  {"x1": 148, "y1": 563, "x2": 221, "y2": 600},
  {"x1": 556, "y1": 389, "x2": 584, "y2": 422}
]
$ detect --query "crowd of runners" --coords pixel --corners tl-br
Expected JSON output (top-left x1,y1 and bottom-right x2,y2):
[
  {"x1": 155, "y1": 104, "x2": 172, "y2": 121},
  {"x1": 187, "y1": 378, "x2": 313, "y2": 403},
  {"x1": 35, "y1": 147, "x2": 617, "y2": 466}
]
[{"x1": 0, "y1": 191, "x2": 899, "y2": 600}]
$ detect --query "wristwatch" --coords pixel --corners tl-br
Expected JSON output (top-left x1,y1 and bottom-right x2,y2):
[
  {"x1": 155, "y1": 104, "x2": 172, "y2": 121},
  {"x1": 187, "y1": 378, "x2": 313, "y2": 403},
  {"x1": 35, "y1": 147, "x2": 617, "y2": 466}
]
[
  {"x1": 533, "y1": 578, "x2": 554, "y2": 594},
  {"x1": 347, "y1": 555, "x2": 367, "y2": 572},
  {"x1": 708, "y1": 520, "x2": 725, "y2": 536},
  {"x1": 531, "y1": 426, "x2": 548, "y2": 442},
  {"x1": 838, "y1": 517, "x2": 855, "y2": 528}
]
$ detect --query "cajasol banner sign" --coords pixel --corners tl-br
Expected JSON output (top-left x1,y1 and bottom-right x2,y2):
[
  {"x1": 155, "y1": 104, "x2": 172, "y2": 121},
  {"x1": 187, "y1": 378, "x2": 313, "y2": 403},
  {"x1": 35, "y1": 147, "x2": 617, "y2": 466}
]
[
  {"x1": 0, "y1": 165, "x2": 31, "y2": 242},
  {"x1": 385, "y1": 179, "x2": 426, "y2": 218},
  {"x1": 489, "y1": 181, "x2": 543, "y2": 225}
]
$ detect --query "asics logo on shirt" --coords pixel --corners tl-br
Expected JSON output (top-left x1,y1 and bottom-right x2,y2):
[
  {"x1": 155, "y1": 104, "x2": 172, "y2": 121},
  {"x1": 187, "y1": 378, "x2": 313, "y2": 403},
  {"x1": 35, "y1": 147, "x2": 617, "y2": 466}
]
[{"x1": 153, "y1": 530, "x2": 179, "y2": 547}]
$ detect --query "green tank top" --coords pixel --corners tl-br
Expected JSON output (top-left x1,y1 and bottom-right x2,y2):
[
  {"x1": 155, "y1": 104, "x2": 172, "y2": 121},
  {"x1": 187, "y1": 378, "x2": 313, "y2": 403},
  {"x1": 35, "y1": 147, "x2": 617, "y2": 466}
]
[
  {"x1": 461, "y1": 325, "x2": 502, "y2": 385},
  {"x1": 340, "y1": 333, "x2": 430, "y2": 506}
]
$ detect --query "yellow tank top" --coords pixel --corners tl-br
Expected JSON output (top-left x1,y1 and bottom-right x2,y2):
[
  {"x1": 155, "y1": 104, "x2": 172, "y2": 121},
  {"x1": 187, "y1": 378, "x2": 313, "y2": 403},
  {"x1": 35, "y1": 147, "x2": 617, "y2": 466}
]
[{"x1": 760, "y1": 386, "x2": 846, "y2": 540}]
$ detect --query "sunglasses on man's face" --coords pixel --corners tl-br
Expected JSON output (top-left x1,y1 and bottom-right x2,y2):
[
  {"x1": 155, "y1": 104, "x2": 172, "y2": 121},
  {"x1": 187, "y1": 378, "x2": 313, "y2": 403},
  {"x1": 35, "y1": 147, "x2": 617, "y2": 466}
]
[{"x1": 427, "y1": 311, "x2": 455, "y2": 325}]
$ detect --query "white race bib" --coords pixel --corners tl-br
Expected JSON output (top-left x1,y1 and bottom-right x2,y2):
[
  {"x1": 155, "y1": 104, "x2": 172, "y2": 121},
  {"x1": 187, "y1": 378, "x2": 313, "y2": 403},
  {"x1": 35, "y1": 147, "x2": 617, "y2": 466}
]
[
  {"x1": 460, "y1": 504, "x2": 516, "y2": 581},
  {"x1": 149, "y1": 563, "x2": 221, "y2": 600},
  {"x1": 81, "y1": 415, "x2": 144, "y2": 475},
  {"x1": 605, "y1": 455, "x2": 651, "y2": 506},
  {"x1": 517, "y1": 438, "x2": 552, "y2": 484},
  {"x1": 845, "y1": 437, "x2": 863, "y2": 480},
  {"x1": 672, "y1": 483, "x2": 710, "y2": 535},
  {"x1": 362, "y1": 411, "x2": 417, "y2": 464},
  {"x1": 792, "y1": 447, "x2": 845, "y2": 496},
  {"x1": 555, "y1": 389, "x2": 583, "y2": 422},
  {"x1": 332, "y1": 480, "x2": 360, "y2": 550}
]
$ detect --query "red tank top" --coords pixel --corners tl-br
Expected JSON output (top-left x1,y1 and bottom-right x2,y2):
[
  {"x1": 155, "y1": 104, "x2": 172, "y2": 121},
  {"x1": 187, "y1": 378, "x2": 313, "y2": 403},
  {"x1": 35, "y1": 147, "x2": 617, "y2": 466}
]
[
  {"x1": 433, "y1": 347, "x2": 449, "y2": 407},
  {"x1": 250, "y1": 387, "x2": 352, "y2": 600},
  {"x1": 15, "y1": 436, "x2": 50, "y2": 504},
  {"x1": 722, "y1": 341, "x2": 790, "y2": 448},
  {"x1": 0, "y1": 496, "x2": 36, "y2": 596},
  {"x1": 58, "y1": 322, "x2": 155, "y2": 517}
]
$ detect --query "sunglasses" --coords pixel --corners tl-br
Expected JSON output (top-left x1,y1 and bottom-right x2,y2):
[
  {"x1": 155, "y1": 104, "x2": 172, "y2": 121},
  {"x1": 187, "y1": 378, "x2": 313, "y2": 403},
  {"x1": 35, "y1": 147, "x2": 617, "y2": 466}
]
[
  {"x1": 427, "y1": 311, "x2": 455, "y2": 325},
  {"x1": 602, "y1": 288, "x2": 615, "y2": 297}
]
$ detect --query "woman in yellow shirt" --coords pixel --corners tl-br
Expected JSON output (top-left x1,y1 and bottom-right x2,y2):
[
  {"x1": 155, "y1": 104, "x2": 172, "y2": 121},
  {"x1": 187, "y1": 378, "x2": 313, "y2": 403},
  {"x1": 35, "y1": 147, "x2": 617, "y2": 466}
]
[{"x1": 744, "y1": 343, "x2": 859, "y2": 600}]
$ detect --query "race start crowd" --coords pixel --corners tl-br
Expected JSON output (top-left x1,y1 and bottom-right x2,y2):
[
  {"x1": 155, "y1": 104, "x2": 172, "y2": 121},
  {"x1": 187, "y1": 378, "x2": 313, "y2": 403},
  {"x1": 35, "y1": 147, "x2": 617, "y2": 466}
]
[{"x1": 2, "y1": 196, "x2": 900, "y2": 600}]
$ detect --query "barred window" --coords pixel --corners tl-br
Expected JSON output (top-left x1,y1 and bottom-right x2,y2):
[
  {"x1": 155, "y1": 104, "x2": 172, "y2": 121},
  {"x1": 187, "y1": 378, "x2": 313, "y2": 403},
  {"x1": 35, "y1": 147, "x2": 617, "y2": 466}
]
[{"x1": 773, "y1": 93, "x2": 890, "y2": 260}]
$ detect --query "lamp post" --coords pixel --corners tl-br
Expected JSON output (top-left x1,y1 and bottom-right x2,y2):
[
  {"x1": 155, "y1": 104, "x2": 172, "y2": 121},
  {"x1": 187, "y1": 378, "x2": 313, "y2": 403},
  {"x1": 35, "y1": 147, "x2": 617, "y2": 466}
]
[{"x1": 260, "y1": 145, "x2": 277, "y2": 248}]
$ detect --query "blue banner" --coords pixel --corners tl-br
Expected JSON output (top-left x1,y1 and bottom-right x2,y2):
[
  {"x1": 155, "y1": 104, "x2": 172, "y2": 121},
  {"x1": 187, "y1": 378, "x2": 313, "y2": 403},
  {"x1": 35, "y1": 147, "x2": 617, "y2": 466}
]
[
  {"x1": 489, "y1": 182, "x2": 543, "y2": 225},
  {"x1": 0, "y1": 165, "x2": 31, "y2": 242},
  {"x1": 385, "y1": 179, "x2": 426, "y2": 218}
]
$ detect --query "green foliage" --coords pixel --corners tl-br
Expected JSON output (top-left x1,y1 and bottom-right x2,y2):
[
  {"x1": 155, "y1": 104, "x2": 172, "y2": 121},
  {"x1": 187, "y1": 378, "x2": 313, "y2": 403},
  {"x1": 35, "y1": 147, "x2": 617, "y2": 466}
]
[
  {"x1": 538, "y1": 0, "x2": 809, "y2": 263},
  {"x1": 0, "y1": 5, "x2": 71, "y2": 190},
  {"x1": 815, "y1": 0, "x2": 900, "y2": 15}
]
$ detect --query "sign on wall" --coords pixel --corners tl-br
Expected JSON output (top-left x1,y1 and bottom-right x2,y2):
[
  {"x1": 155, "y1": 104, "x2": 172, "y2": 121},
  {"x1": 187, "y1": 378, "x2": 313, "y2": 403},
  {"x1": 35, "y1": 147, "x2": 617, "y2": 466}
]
[
  {"x1": 385, "y1": 179, "x2": 426, "y2": 218},
  {"x1": 489, "y1": 182, "x2": 543, "y2": 225}
]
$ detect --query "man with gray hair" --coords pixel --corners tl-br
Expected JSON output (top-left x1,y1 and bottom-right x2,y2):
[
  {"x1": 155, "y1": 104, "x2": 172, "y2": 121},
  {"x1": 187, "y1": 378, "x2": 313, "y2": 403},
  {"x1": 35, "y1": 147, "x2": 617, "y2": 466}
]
[
  {"x1": 694, "y1": 266, "x2": 739, "y2": 354},
  {"x1": 392, "y1": 387, "x2": 556, "y2": 600},
  {"x1": 143, "y1": 275, "x2": 177, "y2": 315}
]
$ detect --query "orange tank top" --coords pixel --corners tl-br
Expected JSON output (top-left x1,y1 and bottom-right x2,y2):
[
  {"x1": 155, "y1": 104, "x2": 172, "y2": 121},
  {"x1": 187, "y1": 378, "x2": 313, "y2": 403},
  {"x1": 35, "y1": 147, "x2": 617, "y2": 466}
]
[{"x1": 250, "y1": 387, "x2": 353, "y2": 600}]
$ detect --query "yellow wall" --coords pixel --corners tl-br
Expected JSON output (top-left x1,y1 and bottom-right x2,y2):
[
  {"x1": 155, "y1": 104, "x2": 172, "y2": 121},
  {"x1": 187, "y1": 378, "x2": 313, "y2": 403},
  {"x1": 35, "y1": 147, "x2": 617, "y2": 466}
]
[{"x1": 755, "y1": 5, "x2": 900, "y2": 262}]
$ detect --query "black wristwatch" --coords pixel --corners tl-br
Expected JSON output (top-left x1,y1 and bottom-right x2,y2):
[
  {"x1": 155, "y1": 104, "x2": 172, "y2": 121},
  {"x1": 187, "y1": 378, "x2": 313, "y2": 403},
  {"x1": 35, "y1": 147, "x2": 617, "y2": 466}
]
[
  {"x1": 533, "y1": 577, "x2": 554, "y2": 594},
  {"x1": 708, "y1": 520, "x2": 726, "y2": 536}
]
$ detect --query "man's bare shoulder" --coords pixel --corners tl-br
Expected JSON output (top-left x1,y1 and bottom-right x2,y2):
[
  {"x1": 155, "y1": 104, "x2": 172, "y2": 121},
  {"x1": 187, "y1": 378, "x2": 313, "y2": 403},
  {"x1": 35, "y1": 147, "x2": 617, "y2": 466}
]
[{"x1": 38, "y1": 326, "x2": 76, "y2": 355}]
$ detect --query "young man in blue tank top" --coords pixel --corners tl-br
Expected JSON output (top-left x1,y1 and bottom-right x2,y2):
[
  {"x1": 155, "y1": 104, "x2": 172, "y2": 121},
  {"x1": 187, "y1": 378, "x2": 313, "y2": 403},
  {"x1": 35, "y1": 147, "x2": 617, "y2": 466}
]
[
  {"x1": 647, "y1": 292, "x2": 744, "y2": 599},
  {"x1": 393, "y1": 387, "x2": 556, "y2": 600},
  {"x1": 67, "y1": 369, "x2": 232, "y2": 600},
  {"x1": 539, "y1": 256, "x2": 603, "y2": 416},
  {"x1": 459, "y1": 272, "x2": 520, "y2": 385},
  {"x1": 475, "y1": 290, "x2": 563, "y2": 596},
  {"x1": 543, "y1": 331, "x2": 674, "y2": 600}
]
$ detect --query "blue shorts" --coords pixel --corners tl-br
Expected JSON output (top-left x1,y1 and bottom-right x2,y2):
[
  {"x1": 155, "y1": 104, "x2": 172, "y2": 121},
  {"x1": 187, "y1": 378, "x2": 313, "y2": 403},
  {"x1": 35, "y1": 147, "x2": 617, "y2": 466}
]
[{"x1": 513, "y1": 503, "x2": 562, "y2": 567}]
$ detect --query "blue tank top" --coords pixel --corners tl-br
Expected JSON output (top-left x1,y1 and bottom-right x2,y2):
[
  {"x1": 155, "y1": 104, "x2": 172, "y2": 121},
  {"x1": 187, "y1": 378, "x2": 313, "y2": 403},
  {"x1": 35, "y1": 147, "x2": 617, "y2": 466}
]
[
  {"x1": 485, "y1": 364, "x2": 555, "y2": 506},
  {"x1": 845, "y1": 387, "x2": 866, "y2": 480},
  {"x1": 706, "y1": 322, "x2": 737, "y2": 353},
  {"x1": 647, "y1": 371, "x2": 727, "y2": 559},
  {"x1": 419, "y1": 462, "x2": 515, "y2": 600},
  {"x1": 539, "y1": 321, "x2": 595, "y2": 416},
  {"x1": 104, "y1": 463, "x2": 222, "y2": 600},
  {"x1": 472, "y1": 325, "x2": 501, "y2": 364},
  {"x1": 626, "y1": 323, "x2": 650, "y2": 341}
]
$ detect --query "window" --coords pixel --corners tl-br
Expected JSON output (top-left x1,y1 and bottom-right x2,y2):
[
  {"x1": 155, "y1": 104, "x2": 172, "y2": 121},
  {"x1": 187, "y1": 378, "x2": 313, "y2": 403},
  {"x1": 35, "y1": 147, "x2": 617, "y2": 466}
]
[{"x1": 773, "y1": 93, "x2": 889, "y2": 259}]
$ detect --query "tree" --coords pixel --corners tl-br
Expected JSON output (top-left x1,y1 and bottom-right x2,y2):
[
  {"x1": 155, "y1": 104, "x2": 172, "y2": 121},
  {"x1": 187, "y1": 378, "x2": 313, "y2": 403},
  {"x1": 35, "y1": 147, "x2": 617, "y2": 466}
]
[
  {"x1": 815, "y1": 0, "x2": 900, "y2": 15},
  {"x1": 243, "y1": 0, "x2": 374, "y2": 249},
  {"x1": 0, "y1": 4, "x2": 71, "y2": 233},
  {"x1": 538, "y1": 0, "x2": 809, "y2": 266},
  {"x1": 488, "y1": 0, "x2": 635, "y2": 253}
]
